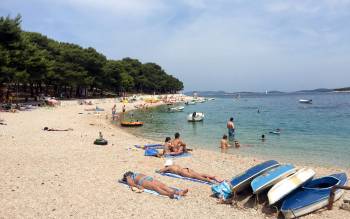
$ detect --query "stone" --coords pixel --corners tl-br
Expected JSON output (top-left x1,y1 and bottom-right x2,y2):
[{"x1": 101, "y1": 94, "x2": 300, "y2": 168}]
[{"x1": 340, "y1": 202, "x2": 350, "y2": 211}]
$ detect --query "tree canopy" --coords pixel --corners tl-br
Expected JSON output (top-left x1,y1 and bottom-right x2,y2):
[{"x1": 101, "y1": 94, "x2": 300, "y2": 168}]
[{"x1": 0, "y1": 15, "x2": 183, "y2": 100}]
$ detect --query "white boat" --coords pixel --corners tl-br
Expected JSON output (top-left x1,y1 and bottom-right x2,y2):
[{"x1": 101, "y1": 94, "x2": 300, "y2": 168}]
[
  {"x1": 185, "y1": 101, "x2": 196, "y2": 105},
  {"x1": 208, "y1": 98, "x2": 215, "y2": 101},
  {"x1": 187, "y1": 112, "x2": 204, "y2": 122},
  {"x1": 299, "y1": 99, "x2": 312, "y2": 104},
  {"x1": 169, "y1": 106, "x2": 184, "y2": 112},
  {"x1": 195, "y1": 99, "x2": 206, "y2": 103},
  {"x1": 268, "y1": 168, "x2": 315, "y2": 205}
]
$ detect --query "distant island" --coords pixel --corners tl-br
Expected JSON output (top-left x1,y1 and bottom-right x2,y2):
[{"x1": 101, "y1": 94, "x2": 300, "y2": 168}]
[{"x1": 186, "y1": 87, "x2": 350, "y2": 97}]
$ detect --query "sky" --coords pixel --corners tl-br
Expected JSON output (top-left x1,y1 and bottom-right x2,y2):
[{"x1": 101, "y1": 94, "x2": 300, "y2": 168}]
[{"x1": 1, "y1": 0, "x2": 350, "y2": 92}]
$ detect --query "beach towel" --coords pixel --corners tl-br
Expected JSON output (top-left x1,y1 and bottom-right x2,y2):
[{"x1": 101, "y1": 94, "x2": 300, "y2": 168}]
[
  {"x1": 144, "y1": 148, "x2": 159, "y2": 156},
  {"x1": 118, "y1": 180, "x2": 181, "y2": 199},
  {"x1": 164, "y1": 153, "x2": 192, "y2": 159},
  {"x1": 211, "y1": 181, "x2": 232, "y2": 201},
  {"x1": 157, "y1": 171, "x2": 215, "y2": 185},
  {"x1": 134, "y1": 144, "x2": 164, "y2": 149}
]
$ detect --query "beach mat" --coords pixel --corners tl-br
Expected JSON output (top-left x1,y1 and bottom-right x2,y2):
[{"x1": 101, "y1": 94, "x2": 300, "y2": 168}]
[
  {"x1": 164, "y1": 153, "x2": 192, "y2": 159},
  {"x1": 134, "y1": 144, "x2": 164, "y2": 149},
  {"x1": 157, "y1": 171, "x2": 214, "y2": 185},
  {"x1": 118, "y1": 180, "x2": 182, "y2": 199}
]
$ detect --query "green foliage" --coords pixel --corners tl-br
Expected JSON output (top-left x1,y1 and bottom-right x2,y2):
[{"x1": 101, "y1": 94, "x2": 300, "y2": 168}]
[{"x1": 0, "y1": 15, "x2": 183, "y2": 98}]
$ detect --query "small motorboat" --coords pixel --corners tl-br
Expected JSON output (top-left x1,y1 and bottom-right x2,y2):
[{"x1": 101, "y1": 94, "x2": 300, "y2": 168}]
[
  {"x1": 299, "y1": 99, "x2": 312, "y2": 104},
  {"x1": 231, "y1": 160, "x2": 280, "y2": 193},
  {"x1": 187, "y1": 112, "x2": 204, "y2": 122},
  {"x1": 281, "y1": 173, "x2": 347, "y2": 219},
  {"x1": 251, "y1": 164, "x2": 296, "y2": 194},
  {"x1": 268, "y1": 168, "x2": 315, "y2": 205},
  {"x1": 121, "y1": 121, "x2": 144, "y2": 127},
  {"x1": 169, "y1": 106, "x2": 184, "y2": 112},
  {"x1": 185, "y1": 101, "x2": 196, "y2": 105}
]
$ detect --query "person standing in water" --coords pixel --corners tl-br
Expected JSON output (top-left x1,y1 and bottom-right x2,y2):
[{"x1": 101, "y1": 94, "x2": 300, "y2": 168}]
[{"x1": 227, "y1": 117, "x2": 235, "y2": 140}]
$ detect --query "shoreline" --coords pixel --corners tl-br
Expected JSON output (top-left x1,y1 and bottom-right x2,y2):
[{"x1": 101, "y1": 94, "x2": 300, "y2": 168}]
[{"x1": 0, "y1": 97, "x2": 349, "y2": 218}]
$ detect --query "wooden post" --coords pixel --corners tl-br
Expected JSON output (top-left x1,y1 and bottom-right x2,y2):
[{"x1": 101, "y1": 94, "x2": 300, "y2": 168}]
[{"x1": 328, "y1": 185, "x2": 350, "y2": 210}]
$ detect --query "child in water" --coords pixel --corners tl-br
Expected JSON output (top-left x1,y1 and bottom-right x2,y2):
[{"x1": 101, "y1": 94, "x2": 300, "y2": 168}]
[{"x1": 220, "y1": 134, "x2": 231, "y2": 149}]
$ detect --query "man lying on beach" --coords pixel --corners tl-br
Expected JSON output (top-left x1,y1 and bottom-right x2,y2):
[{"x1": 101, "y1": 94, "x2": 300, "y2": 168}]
[
  {"x1": 43, "y1": 127, "x2": 73, "y2": 131},
  {"x1": 122, "y1": 171, "x2": 188, "y2": 198},
  {"x1": 157, "y1": 162, "x2": 223, "y2": 184}
]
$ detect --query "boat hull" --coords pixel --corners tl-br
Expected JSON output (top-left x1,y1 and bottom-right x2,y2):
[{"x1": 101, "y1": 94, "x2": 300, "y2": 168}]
[
  {"x1": 268, "y1": 168, "x2": 315, "y2": 205},
  {"x1": 251, "y1": 164, "x2": 296, "y2": 194},
  {"x1": 231, "y1": 160, "x2": 279, "y2": 193},
  {"x1": 281, "y1": 173, "x2": 348, "y2": 218}
]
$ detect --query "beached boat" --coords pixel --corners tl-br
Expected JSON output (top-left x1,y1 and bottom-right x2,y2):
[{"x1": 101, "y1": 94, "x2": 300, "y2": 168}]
[
  {"x1": 231, "y1": 160, "x2": 279, "y2": 193},
  {"x1": 187, "y1": 112, "x2": 204, "y2": 122},
  {"x1": 169, "y1": 106, "x2": 184, "y2": 112},
  {"x1": 121, "y1": 121, "x2": 144, "y2": 127},
  {"x1": 251, "y1": 164, "x2": 296, "y2": 194},
  {"x1": 268, "y1": 168, "x2": 315, "y2": 205},
  {"x1": 281, "y1": 173, "x2": 347, "y2": 218},
  {"x1": 299, "y1": 99, "x2": 312, "y2": 104}
]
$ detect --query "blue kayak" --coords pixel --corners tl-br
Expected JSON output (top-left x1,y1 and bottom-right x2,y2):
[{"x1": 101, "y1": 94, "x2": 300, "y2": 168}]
[
  {"x1": 231, "y1": 160, "x2": 279, "y2": 193},
  {"x1": 281, "y1": 173, "x2": 348, "y2": 219},
  {"x1": 251, "y1": 164, "x2": 296, "y2": 194}
]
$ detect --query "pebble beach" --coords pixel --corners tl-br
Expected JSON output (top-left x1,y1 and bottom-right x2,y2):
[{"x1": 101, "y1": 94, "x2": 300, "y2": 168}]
[{"x1": 0, "y1": 97, "x2": 349, "y2": 219}]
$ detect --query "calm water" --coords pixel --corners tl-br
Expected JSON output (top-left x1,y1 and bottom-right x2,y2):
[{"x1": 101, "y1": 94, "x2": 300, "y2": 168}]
[{"x1": 122, "y1": 93, "x2": 350, "y2": 168}]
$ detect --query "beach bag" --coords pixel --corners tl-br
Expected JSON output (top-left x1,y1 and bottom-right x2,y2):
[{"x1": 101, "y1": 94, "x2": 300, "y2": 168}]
[
  {"x1": 144, "y1": 148, "x2": 158, "y2": 156},
  {"x1": 211, "y1": 181, "x2": 232, "y2": 201}
]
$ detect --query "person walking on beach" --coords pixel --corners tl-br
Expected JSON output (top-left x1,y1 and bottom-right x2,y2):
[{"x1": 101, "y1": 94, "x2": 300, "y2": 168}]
[
  {"x1": 112, "y1": 104, "x2": 117, "y2": 120},
  {"x1": 122, "y1": 104, "x2": 126, "y2": 113},
  {"x1": 227, "y1": 117, "x2": 235, "y2": 140}
]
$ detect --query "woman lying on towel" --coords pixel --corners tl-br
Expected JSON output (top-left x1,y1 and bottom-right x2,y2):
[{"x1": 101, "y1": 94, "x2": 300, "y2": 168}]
[
  {"x1": 122, "y1": 171, "x2": 188, "y2": 198},
  {"x1": 158, "y1": 162, "x2": 224, "y2": 184}
]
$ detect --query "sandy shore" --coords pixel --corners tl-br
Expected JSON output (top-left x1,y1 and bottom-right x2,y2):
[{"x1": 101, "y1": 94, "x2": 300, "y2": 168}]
[{"x1": 0, "y1": 97, "x2": 349, "y2": 219}]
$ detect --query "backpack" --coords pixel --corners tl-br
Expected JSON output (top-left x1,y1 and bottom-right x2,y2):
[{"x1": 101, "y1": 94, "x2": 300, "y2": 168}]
[{"x1": 211, "y1": 181, "x2": 232, "y2": 201}]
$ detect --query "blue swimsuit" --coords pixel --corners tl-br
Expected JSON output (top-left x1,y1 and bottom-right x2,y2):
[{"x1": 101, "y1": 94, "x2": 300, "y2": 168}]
[{"x1": 131, "y1": 173, "x2": 153, "y2": 186}]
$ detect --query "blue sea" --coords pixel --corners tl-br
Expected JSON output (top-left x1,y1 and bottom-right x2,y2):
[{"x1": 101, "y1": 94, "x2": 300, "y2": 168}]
[{"x1": 122, "y1": 93, "x2": 350, "y2": 168}]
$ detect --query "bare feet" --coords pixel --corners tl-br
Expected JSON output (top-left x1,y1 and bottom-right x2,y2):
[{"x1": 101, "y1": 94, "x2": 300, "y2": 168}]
[
  {"x1": 178, "y1": 188, "x2": 189, "y2": 196},
  {"x1": 214, "y1": 176, "x2": 224, "y2": 183}
]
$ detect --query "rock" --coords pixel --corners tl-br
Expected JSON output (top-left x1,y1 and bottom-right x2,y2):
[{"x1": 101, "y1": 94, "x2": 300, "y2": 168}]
[
  {"x1": 343, "y1": 194, "x2": 350, "y2": 203},
  {"x1": 340, "y1": 202, "x2": 350, "y2": 211}
]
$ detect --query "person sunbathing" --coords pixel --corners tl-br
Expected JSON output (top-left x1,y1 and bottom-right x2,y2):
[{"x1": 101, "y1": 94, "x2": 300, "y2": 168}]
[
  {"x1": 158, "y1": 163, "x2": 223, "y2": 184},
  {"x1": 121, "y1": 171, "x2": 188, "y2": 198},
  {"x1": 161, "y1": 137, "x2": 184, "y2": 156},
  {"x1": 43, "y1": 127, "x2": 73, "y2": 131}
]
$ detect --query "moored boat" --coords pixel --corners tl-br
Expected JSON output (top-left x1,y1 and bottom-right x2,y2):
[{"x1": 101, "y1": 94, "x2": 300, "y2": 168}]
[
  {"x1": 281, "y1": 173, "x2": 348, "y2": 219},
  {"x1": 185, "y1": 101, "x2": 196, "y2": 105},
  {"x1": 187, "y1": 112, "x2": 204, "y2": 122},
  {"x1": 231, "y1": 160, "x2": 279, "y2": 193},
  {"x1": 121, "y1": 121, "x2": 144, "y2": 127},
  {"x1": 169, "y1": 106, "x2": 184, "y2": 112},
  {"x1": 268, "y1": 168, "x2": 315, "y2": 205},
  {"x1": 251, "y1": 164, "x2": 296, "y2": 194},
  {"x1": 299, "y1": 99, "x2": 312, "y2": 104}
]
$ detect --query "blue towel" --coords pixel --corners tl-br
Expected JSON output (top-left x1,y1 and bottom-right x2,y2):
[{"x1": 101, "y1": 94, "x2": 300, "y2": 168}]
[
  {"x1": 134, "y1": 144, "x2": 164, "y2": 149},
  {"x1": 157, "y1": 171, "x2": 215, "y2": 185},
  {"x1": 164, "y1": 153, "x2": 192, "y2": 159},
  {"x1": 118, "y1": 180, "x2": 181, "y2": 199}
]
